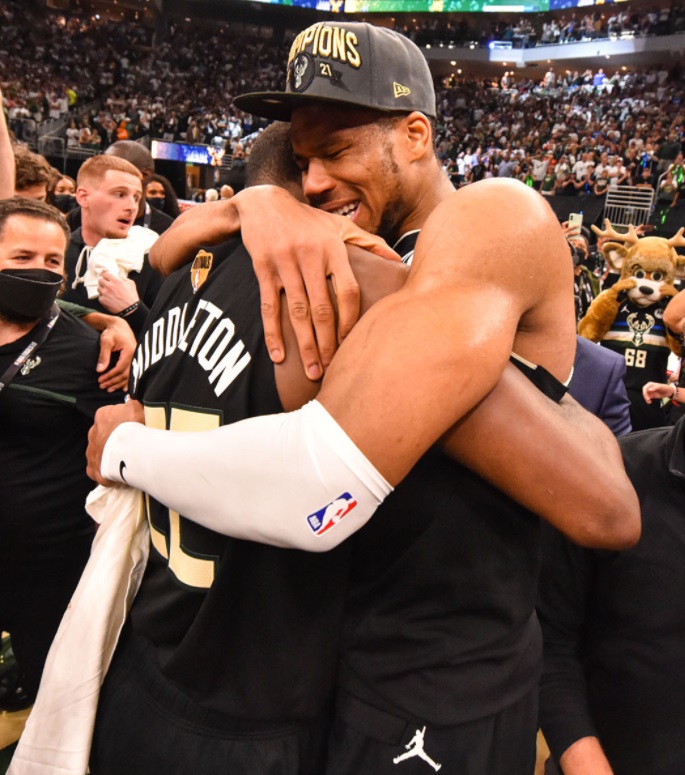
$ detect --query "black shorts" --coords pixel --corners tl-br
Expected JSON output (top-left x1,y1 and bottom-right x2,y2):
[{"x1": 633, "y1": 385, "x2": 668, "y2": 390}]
[
  {"x1": 324, "y1": 689, "x2": 537, "y2": 775},
  {"x1": 90, "y1": 630, "x2": 331, "y2": 775}
]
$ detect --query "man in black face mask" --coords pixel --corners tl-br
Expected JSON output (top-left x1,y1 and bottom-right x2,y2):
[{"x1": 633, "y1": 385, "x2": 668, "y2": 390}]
[{"x1": 0, "y1": 197, "x2": 125, "y2": 711}]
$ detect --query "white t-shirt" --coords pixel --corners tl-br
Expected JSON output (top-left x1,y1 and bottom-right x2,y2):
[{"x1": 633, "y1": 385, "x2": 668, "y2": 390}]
[{"x1": 572, "y1": 160, "x2": 589, "y2": 180}]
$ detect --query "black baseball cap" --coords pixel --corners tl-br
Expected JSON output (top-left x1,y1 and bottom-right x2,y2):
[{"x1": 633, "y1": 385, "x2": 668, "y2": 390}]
[{"x1": 234, "y1": 22, "x2": 436, "y2": 121}]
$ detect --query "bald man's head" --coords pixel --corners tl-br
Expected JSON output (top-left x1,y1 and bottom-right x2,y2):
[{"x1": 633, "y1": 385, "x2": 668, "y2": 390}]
[{"x1": 105, "y1": 140, "x2": 155, "y2": 180}]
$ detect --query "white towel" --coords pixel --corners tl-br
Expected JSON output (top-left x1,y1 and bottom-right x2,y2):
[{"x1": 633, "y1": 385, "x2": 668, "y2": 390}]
[
  {"x1": 72, "y1": 226, "x2": 158, "y2": 300},
  {"x1": 8, "y1": 485, "x2": 149, "y2": 775}
]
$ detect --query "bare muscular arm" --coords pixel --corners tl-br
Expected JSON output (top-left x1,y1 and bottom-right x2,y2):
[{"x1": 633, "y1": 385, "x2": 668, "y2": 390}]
[
  {"x1": 316, "y1": 180, "x2": 577, "y2": 481},
  {"x1": 89, "y1": 185, "x2": 639, "y2": 548},
  {"x1": 302, "y1": 183, "x2": 635, "y2": 545},
  {"x1": 0, "y1": 88, "x2": 15, "y2": 199},
  {"x1": 279, "y1": 303, "x2": 638, "y2": 549},
  {"x1": 441, "y1": 369, "x2": 638, "y2": 549},
  {"x1": 309, "y1": 184, "x2": 636, "y2": 546},
  {"x1": 664, "y1": 287, "x2": 685, "y2": 334}
]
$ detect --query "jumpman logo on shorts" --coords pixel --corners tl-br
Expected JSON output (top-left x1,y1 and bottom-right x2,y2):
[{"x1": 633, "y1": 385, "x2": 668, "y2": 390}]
[{"x1": 392, "y1": 726, "x2": 442, "y2": 771}]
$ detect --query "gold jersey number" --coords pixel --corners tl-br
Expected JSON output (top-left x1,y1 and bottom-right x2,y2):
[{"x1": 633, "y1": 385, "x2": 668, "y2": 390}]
[{"x1": 144, "y1": 405, "x2": 221, "y2": 590}]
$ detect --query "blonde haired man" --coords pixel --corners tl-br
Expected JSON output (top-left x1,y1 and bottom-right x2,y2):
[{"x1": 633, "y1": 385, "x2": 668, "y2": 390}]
[{"x1": 60, "y1": 155, "x2": 162, "y2": 335}]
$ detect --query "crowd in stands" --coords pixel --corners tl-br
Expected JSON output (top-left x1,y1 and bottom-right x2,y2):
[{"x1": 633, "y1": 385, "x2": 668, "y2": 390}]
[
  {"x1": 3, "y1": 0, "x2": 685, "y2": 170},
  {"x1": 396, "y1": 1, "x2": 685, "y2": 47},
  {"x1": 0, "y1": 0, "x2": 284, "y2": 154},
  {"x1": 434, "y1": 65, "x2": 684, "y2": 200},
  {"x1": 2, "y1": 0, "x2": 685, "y2": 214}
]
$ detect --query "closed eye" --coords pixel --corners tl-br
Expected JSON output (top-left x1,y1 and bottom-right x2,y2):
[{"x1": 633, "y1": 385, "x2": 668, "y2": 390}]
[{"x1": 325, "y1": 145, "x2": 350, "y2": 161}]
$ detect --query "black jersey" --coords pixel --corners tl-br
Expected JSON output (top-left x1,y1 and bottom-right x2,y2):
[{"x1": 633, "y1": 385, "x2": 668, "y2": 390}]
[
  {"x1": 343, "y1": 229, "x2": 550, "y2": 726},
  {"x1": 128, "y1": 238, "x2": 350, "y2": 722},
  {"x1": 0, "y1": 311, "x2": 124, "y2": 562},
  {"x1": 335, "y1": 346, "x2": 559, "y2": 729},
  {"x1": 600, "y1": 297, "x2": 673, "y2": 388},
  {"x1": 340, "y1": 446, "x2": 542, "y2": 727}
]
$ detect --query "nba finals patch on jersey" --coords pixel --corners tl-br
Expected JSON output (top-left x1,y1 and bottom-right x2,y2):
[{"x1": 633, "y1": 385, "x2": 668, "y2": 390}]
[
  {"x1": 190, "y1": 249, "x2": 213, "y2": 294},
  {"x1": 307, "y1": 492, "x2": 358, "y2": 536}
]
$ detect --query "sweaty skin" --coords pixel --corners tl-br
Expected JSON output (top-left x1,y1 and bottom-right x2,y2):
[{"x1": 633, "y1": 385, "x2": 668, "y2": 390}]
[
  {"x1": 90, "y1": 108, "x2": 640, "y2": 551},
  {"x1": 89, "y1": 229, "x2": 639, "y2": 550},
  {"x1": 664, "y1": 286, "x2": 685, "y2": 334},
  {"x1": 0, "y1": 88, "x2": 14, "y2": 200}
]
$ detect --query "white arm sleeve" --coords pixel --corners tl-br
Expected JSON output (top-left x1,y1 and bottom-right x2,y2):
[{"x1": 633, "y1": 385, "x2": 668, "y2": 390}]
[{"x1": 101, "y1": 400, "x2": 393, "y2": 552}]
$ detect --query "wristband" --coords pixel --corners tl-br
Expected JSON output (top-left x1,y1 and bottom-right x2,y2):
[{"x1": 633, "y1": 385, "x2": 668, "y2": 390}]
[
  {"x1": 117, "y1": 301, "x2": 140, "y2": 318},
  {"x1": 673, "y1": 383, "x2": 679, "y2": 401}
]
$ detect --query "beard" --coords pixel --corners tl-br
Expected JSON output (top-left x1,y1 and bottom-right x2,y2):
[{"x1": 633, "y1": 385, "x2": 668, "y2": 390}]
[
  {"x1": 376, "y1": 141, "x2": 409, "y2": 245},
  {"x1": 0, "y1": 309, "x2": 40, "y2": 325}
]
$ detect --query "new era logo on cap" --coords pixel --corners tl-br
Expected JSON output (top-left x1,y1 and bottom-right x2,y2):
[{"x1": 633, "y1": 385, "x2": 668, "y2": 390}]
[{"x1": 233, "y1": 22, "x2": 436, "y2": 121}]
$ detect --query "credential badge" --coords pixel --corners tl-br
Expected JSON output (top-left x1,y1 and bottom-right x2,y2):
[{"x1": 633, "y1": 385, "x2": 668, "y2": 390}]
[
  {"x1": 20, "y1": 355, "x2": 41, "y2": 376},
  {"x1": 190, "y1": 249, "x2": 214, "y2": 294}
]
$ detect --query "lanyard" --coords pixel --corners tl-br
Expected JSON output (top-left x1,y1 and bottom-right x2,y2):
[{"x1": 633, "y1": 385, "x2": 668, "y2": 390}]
[
  {"x1": 143, "y1": 201, "x2": 152, "y2": 229},
  {"x1": 0, "y1": 304, "x2": 60, "y2": 394}
]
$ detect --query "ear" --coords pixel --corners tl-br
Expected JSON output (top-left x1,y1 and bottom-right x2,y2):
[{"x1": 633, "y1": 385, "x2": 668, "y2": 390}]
[
  {"x1": 602, "y1": 241, "x2": 629, "y2": 272},
  {"x1": 400, "y1": 112, "x2": 433, "y2": 162},
  {"x1": 75, "y1": 186, "x2": 89, "y2": 209}
]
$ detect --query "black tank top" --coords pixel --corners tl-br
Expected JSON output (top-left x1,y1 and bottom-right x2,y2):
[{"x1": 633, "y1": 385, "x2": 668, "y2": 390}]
[
  {"x1": 339, "y1": 446, "x2": 543, "y2": 726},
  {"x1": 337, "y1": 356, "x2": 565, "y2": 725}
]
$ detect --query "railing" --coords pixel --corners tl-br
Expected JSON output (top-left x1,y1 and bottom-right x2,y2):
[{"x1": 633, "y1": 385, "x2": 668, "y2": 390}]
[
  {"x1": 603, "y1": 186, "x2": 655, "y2": 227},
  {"x1": 37, "y1": 115, "x2": 69, "y2": 139},
  {"x1": 66, "y1": 147, "x2": 98, "y2": 163},
  {"x1": 37, "y1": 136, "x2": 66, "y2": 170},
  {"x1": 9, "y1": 118, "x2": 37, "y2": 147}
]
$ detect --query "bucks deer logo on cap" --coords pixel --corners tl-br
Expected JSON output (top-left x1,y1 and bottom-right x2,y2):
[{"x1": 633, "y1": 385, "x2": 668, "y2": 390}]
[{"x1": 290, "y1": 53, "x2": 315, "y2": 93}]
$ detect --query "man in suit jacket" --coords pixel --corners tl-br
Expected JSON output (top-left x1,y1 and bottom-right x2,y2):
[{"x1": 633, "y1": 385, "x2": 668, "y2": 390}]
[
  {"x1": 570, "y1": 335, "x2": 632, "y2": 437},
  {"x1": 539, "y1": 335, "x2": 632, "y2": 774}
]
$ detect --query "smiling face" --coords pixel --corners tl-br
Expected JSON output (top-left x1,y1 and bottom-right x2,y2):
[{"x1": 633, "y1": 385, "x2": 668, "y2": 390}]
[
  {"x1": 77, "y1": 169, "x2": 142, "y2": 243},
  {"x1": 290, "y1": 104, "x2": 416, "y2": 243}
]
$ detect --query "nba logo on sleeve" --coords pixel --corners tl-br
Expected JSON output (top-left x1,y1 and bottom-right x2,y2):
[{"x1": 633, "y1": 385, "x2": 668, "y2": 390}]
[{"x1": 307, "y1": 493, "x2": 358, "y2": 536}]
